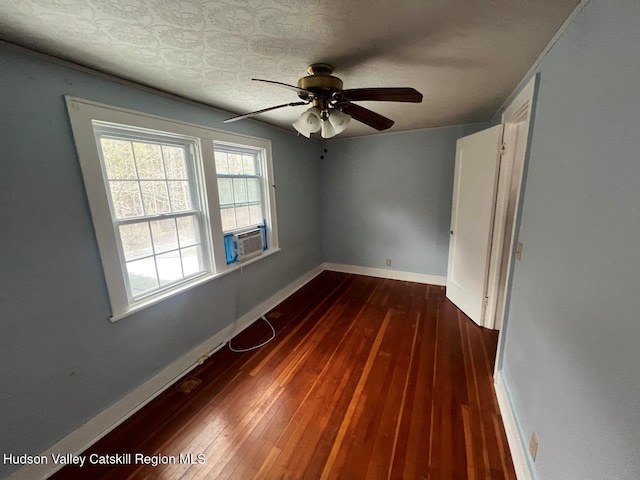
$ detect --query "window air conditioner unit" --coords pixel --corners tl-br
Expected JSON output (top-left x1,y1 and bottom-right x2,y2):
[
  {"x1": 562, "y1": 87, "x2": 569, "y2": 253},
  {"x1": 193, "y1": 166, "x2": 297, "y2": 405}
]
[{"x1": 234, "y1": 228, "x2": 265, "y2": 262}]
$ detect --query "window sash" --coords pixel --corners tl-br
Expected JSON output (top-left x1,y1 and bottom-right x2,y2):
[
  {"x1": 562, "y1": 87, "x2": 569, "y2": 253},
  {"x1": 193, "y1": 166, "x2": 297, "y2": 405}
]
[
  {"x1": 94, "y1": 130, "x2": 200, "y2": 219},
  {"x1": 94, "y1": 126, "x2": 211, "y2": 302},
  {"x1": 114, "y1": 211, "x2": 208, "y2": 300},
  {"x1": 214, "y1": 146, "x2": 266, "y2": 234}
]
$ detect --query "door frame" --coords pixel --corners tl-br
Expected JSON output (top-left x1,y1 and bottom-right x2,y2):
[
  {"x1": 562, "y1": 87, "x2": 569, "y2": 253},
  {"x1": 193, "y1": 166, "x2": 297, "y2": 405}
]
[
  {"x1": 490, "y1": 75, "x2": 538, "y2": 376},
  {"x1": 485, "y1": 75, "x2": 538, "y2": 332}
]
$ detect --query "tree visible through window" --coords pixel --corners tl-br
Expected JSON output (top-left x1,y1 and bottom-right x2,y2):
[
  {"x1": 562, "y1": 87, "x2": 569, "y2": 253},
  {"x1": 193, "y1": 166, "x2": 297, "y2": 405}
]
[
  {"x1": 96, "y1": 128, "x2": 206, "y2": 300},
  {"x1": 214, "y1": 146, "x2": 264, "y2": 233}
]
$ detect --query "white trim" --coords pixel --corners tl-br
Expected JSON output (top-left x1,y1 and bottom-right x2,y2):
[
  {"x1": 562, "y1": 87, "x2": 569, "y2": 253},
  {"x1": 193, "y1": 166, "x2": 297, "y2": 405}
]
[
  {"x1": 484, "y1": 76, "x2": 538, "y2": 331},
  {"x1": 493, "y1": 74, "x2": 538, "y2": 377},
  {"x1": 323, "y1": 263, "x2": 446, "y2": 286},
  {"x1": 501, "y1": 77, "x2": 536, "y2": 125},
  {"x1": 494, "y1": 0, "x2": 590, "y2": 118},
  {"x1": 109, "y1": 248, "x2": 281, "y2": 322},
  {"x1": 495, "y1": 372, "x2": 534, "y2": 480},
  {"x1": 10, "y1": 263, "x2": 324, "y2": 480},
  {"x1": 483, "y1": 127, "x2": 509, "y2": 329},
  {"x1": 66, "y1": 96, "x2": 280, "y2": 320},
  {"x1": 212, "y1": 139, "x2": 279, "y2": 252}
]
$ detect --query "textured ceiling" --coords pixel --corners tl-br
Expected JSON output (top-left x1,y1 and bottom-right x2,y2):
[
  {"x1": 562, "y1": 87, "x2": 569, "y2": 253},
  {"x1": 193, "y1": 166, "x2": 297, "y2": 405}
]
[{"x1": 0, "y1": 0, "x2": 580, "y2": 137}]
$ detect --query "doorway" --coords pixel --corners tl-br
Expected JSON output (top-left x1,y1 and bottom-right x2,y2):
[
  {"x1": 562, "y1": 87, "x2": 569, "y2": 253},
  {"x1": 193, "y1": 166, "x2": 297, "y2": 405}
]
[{"x1": 446, "y1": 75, "x2": 537, "y2": 332}]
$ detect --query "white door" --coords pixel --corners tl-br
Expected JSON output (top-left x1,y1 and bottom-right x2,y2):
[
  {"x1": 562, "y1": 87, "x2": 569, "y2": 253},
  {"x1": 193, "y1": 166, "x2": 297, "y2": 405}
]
[{"x1": 446, "y1": 125, "x2": 504, "y2": 325}]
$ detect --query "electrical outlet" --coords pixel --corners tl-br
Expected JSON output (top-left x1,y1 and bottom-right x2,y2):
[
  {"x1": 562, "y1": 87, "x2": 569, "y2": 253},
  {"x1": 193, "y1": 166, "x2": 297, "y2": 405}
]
[
  {"x1": 529, "y1": 431, "x2": 539, "y2": 461},
  {"x1": 385, "y1": 259, "x2": 391, "y2": 266}
]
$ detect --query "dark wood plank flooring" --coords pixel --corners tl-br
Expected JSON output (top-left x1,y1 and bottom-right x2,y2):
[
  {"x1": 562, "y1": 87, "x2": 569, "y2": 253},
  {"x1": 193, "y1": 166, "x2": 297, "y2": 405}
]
[{"x1": 52, "y1": 271, "x2": 515, "y2": 479}]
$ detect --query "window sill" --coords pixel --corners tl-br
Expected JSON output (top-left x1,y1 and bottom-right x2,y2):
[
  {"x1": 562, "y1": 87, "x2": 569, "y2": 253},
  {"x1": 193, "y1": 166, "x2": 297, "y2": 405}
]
[{"x1": 109, "y1": 247, "x2": 281, "y2": 323}]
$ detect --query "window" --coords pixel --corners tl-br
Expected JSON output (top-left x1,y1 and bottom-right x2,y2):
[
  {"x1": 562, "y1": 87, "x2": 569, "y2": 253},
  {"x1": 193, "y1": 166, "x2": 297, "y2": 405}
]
[
  {"x1": 94, "y1": 124, "x2": 208, "y2": 299},
  {"x1": 214, "y1": 144, "x2": 265, "y2": 233},
  {"x1": 66, "y1": 97, "x2": 278, "y2": 321}
]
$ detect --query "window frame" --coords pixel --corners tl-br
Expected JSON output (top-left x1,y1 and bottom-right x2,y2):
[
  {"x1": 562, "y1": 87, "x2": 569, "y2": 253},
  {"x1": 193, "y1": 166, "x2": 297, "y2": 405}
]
[
  {"x1": 214, "y1": 142, "x2": 269, "y2": 235},
  {"x1": 93, "y1": 123, "x2": 212, "y2": 303},
  {"x1": 66, "y1": 97, "x2": 279, "y2": 322},
  {"x1": 211, "y1": 134, "x2": 279, "y2": 248}
]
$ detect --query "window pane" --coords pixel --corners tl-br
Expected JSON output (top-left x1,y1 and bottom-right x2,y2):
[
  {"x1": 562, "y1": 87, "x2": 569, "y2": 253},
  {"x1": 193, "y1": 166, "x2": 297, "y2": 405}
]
[
  {"x1": 150, "y1": 218, "x2": 178, "y2": 253},
  {"x1": 233, "y1": 178, "x2": 248, "y2": 203},
  {"x1": 217, "y1": 178, "x2": 234, "y2": 206},
  {"x1": 235, "y1": 205, "x2": 250, "y2": 229},
  {"x1": 177, "y1": 215, "x2": 198, "y2": 247},
  {"x1": 109, "y1": 181, "x2": 144, "y2": 218},
  {"x1": 134, "y1": 142, "x2": 164, "y2": 179},
  {"x1": 228, "y1": 153, "x2": 242, "y2": 174},
  {"x1": 140, "y1": 181, "x2": 170, "y2": 215},
  {"x1": 249, "y1": 204, "x2": 263, "y2": 225},
  {"x1": 126, "y1": 257, "x2": 158, "y2": 297},
  {"x1": 247, "y1": 178, "x2": 261, "y2": 202},
  {"x1": 119, "y1": 222, "x2": 153, "y2": 261},
  {"x1": 214, "y1": 151, "x2": 228, "y2": 174},
  {"x1": 242, "y1": 155, "x2": 256, "y2": 175},
  {"x1": 221, "y1": 207, "x2": 236, "y2": 232},
  {"x1": 168, "y1": 181, "x2": 192, "y2": 212},
  {"x1": 156, "y1": 250, "x2": 183, "y2": 286},
  {"x1": 163, "y1": 146, "x2": 187, "y2": 179},
  {"x1": 181, "y1": 245, "x2": 203, "y2": 277},
  {"x1": 101, "y1": 138, "x2": 136, "y2": 179}
]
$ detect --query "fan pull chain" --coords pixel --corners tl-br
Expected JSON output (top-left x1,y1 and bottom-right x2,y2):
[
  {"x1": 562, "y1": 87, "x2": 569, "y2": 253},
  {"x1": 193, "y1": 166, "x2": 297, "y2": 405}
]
[{"x1": 320, "y1": 139, "x2": 328, "y2": 159}]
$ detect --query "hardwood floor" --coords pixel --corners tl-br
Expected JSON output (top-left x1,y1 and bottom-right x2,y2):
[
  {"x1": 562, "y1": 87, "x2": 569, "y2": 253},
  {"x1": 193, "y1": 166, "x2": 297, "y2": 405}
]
[{"x1": 52, "y1": 272, "x2": 515, "y2": 480}]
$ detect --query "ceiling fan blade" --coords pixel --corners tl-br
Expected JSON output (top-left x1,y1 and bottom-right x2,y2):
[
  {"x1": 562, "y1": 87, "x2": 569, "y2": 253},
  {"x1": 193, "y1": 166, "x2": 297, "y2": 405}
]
[
  {"x1": 224, "y1": 101, "x2": 308, "y2": 123},
  {"x1": 252, "y1": 78, "x2": 313, "y2": 97},
  {"x1": 342, "y1": 88, "x2": 423, "y2": 103},
  {"x1": 342, "y1": 103, "x2": 395, "y2": 131}
]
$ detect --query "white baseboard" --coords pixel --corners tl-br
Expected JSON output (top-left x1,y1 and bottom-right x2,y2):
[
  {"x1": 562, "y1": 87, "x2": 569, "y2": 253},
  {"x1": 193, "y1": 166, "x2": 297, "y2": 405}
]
[
  {"x1": 11, "y1": 264, "x2": 324, "y2": 480},
  {"x1": 495, "y1": 371, "x2": 534, "y2": 480},
  {"x1": 323, "y1": 262, "x2": 447, "y2": 286}
]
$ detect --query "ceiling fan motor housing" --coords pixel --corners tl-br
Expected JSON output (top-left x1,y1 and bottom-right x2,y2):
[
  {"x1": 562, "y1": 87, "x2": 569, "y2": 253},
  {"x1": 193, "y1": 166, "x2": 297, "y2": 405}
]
[{"x1": 297, "y1": 63, "x2": 343, "y2": 104}]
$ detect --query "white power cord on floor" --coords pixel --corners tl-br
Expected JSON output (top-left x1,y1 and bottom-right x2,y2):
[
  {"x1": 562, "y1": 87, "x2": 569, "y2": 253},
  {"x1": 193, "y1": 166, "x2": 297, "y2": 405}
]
[
  {"x1": 228, "y1": 315, "x2": 276, "y2": 353},
  {"x1": 227, "y1": 261, "x2": 276, "y2": 353}
]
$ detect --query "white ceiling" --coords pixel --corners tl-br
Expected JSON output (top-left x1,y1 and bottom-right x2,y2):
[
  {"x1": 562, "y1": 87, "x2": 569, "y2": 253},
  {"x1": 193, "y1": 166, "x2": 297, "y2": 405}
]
[{"x1": 0, "y1": 0, "x2": 580, "y2": 137}]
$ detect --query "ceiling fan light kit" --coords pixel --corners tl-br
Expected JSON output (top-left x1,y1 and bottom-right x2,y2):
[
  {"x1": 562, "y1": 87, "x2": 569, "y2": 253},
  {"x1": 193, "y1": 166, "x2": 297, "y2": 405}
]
[
  {"x1": 292, "y1": 107, "x2": 351, "y2": 139},
  {"x1": 224, "y1": 63, "x2": 423, "y2": 138}
]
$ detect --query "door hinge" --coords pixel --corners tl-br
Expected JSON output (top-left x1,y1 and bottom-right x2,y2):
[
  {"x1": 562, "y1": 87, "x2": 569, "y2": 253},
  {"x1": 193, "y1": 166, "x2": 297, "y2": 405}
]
[
  {"x1": 484, "y1": 296, "x2": 489, "y2": 305},
  {"x1": 500, "y1": 143, "x2": 507, "y2": 155}
]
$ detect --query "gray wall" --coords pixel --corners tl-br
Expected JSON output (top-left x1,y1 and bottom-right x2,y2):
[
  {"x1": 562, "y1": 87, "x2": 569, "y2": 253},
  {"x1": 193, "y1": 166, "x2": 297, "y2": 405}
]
[
  {"x1": 498, "y1": 0, "x2": 640, "y2": 478},
  {"x1": 322, "y1": 124, "x2": 488, "y2": 277},
  {"x1": 0, "y1": 44, "x2": 322, "y2": 478}
]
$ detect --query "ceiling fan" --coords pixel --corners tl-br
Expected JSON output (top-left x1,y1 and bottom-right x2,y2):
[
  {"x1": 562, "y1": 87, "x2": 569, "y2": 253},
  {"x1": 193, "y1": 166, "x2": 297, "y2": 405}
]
[{"x1": 224, "y1": 63, "x2": 423, "y2": 138}]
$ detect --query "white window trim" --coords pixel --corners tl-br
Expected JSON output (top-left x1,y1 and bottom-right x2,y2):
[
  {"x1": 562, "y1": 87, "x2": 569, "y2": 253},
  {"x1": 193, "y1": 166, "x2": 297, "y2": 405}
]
[
  {"x1": 214, "y1": 141, "x2": 275, "y2": 239},
  {"x1": 212, "y1": 135, "x2": 279, "y2": 248},
  {"x1": 92, "y1": 123, "x2": 214, "y2": 304},
  {"x1": 107, "y1": 247, "x2": 280, "y2": 322},
  {"x1": 66, "y1": 96, "x2": 279, "y2": 322}
]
